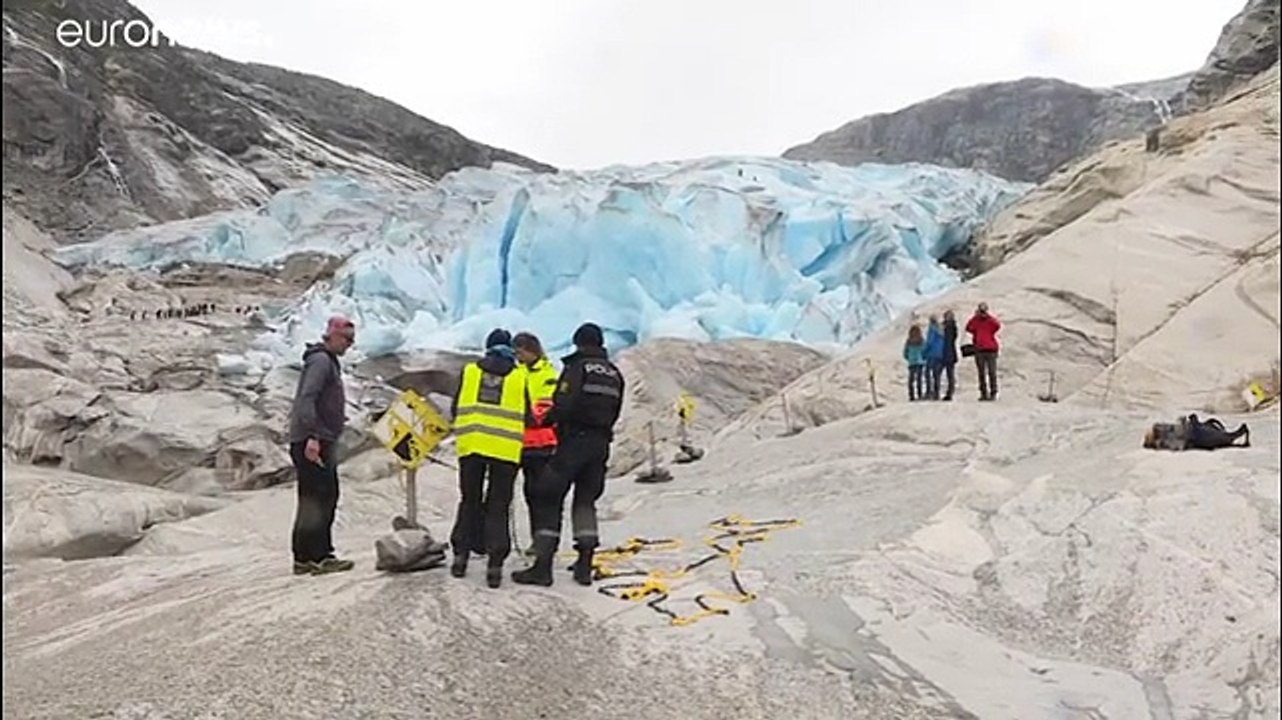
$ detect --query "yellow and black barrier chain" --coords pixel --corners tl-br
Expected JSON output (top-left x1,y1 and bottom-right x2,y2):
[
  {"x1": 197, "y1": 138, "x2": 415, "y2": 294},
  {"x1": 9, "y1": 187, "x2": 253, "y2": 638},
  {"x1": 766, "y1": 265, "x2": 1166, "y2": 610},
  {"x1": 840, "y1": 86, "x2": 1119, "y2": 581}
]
[{"x1": 590, "y1": 514, "x2": 801, "y2": 627}]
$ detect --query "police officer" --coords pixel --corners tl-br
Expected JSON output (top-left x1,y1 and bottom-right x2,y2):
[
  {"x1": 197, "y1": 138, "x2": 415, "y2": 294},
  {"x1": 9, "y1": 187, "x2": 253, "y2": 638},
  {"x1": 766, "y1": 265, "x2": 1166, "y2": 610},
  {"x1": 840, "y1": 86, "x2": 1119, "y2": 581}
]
[
  {"x1": 449, "y1": 328, "x2": 530, "y2": 589},
  {"x1": 513, "y1": 322, "x2": 625, "y2": 587},
  {"x1": 512, "y1": 332, "x2": 559, "y2": 553}
]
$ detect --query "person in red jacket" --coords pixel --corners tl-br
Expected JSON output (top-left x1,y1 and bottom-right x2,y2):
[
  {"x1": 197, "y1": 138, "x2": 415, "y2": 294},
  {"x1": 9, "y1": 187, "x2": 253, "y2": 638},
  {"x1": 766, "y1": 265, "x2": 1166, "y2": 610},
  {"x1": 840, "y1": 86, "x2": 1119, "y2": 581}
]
[{"x1": 965, "y1": 303, "x2": 1002, "y2": 401}]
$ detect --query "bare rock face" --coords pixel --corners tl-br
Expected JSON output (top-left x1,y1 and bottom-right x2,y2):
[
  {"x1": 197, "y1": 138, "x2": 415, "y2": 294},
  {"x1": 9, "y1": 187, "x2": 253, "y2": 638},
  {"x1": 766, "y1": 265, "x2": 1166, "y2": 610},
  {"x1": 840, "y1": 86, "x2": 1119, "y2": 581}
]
[
  {"x1": 1180, "y1": 0, "x2": 1281, "y2": 111},
  {"x1": 354, "y1": 349, "x2": 477, "y2": 404},
  {"x1": 608, "y1": 338, "x2": 828, "y2": 476},
  {"x1": 1, "y1": 205, "x2": 74, "y2": 324},
  {"x1": 1, "y1": 0, "x2": 552, "y2": 243},
  {"x1": 783, "y1": 76, "x2": 1173, "y2": 183},
  {"x1": 2, "y1": 463, "x2": 228, "y2": 560}
]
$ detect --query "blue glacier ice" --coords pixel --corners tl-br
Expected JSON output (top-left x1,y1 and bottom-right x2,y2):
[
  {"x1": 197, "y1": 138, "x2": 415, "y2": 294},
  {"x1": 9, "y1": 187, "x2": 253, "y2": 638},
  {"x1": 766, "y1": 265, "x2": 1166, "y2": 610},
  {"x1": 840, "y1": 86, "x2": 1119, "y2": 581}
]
[{"x1": 53, "y1": 157, "x2": 1030, "y2": 359}]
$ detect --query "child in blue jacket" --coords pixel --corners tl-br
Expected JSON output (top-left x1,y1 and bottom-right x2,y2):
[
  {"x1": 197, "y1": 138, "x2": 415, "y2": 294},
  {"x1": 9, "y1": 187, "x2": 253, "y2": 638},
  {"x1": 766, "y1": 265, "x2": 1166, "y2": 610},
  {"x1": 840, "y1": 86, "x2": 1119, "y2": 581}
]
[{"x1": 903, "y1": 323, "x2": 927, "y2": 401}]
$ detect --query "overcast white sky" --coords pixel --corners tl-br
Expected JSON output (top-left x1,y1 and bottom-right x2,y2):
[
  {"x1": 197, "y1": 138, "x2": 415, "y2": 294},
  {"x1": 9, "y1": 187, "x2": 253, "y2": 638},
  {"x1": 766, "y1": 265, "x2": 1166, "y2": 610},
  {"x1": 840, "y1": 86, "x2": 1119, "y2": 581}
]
[{"x1": 131, "y1": 0, "x2": 1243, "y2": 170}]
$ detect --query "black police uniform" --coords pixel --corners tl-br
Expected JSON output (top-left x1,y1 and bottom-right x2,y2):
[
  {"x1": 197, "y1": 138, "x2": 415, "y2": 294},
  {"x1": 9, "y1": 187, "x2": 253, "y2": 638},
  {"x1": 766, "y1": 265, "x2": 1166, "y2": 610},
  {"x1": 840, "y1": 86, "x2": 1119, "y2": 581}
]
[{"x1": 514, "y1": 326, "x2": 624, "y2": 587}]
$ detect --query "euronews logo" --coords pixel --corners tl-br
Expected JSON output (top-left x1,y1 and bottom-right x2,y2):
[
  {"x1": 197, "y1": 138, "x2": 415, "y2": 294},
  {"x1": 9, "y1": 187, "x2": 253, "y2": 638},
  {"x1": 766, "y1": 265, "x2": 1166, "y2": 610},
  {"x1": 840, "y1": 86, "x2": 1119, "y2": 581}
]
[{"x1": 55, "y1": 19, "x2": 175, "y2": 48}]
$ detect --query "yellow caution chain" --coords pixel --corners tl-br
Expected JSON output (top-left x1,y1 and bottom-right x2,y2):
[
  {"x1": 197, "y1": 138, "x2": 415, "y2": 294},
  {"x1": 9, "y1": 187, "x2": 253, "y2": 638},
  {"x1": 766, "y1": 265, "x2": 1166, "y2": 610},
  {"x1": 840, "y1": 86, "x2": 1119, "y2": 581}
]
[{"x1": 589, "y1": 514, "x2": 801, "y2": 627}]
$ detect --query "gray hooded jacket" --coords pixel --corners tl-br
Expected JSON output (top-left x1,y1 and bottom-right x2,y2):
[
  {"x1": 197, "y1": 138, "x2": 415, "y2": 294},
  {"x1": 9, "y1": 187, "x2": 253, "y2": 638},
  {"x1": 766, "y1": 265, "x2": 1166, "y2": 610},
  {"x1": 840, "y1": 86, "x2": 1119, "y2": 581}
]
[{"x1": 288, "y1": 343, "x2": 347, "y2": 443}]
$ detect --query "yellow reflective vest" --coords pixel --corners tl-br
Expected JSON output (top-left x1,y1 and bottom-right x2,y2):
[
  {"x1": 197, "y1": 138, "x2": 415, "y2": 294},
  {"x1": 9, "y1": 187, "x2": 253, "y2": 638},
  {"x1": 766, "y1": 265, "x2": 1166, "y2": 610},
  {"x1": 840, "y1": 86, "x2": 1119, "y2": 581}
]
[
  {"x1": 522, "y1": 358, "x2": 560, "y2": 449},
  {"x1": 525, "y1": 358, "x2": 559, "y2": 404},
  {"x1": 454, "y1": 363, "x2": 526, "y2": 463}
]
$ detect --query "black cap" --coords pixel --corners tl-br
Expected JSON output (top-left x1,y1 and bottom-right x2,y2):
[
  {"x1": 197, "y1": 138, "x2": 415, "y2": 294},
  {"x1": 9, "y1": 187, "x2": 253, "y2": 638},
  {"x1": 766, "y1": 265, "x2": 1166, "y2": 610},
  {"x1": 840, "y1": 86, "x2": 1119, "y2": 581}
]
[
  {"x1": 572, "y1": 322, "x2": 604, "y2": 348},
  {"x1": 485, "y1": 328, "x2": 512, "y2": 349}
]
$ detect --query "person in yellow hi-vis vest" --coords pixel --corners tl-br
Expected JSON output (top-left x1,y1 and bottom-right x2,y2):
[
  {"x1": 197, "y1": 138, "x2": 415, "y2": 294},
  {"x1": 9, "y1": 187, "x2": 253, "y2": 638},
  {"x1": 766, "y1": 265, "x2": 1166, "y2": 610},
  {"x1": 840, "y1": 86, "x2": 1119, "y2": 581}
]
[
  {"x1": 513, "y1": 332, "x2": 559, "y2": 552},
  {"x1": 448, "y1": 328, "x2": 531, "y2": 589}
]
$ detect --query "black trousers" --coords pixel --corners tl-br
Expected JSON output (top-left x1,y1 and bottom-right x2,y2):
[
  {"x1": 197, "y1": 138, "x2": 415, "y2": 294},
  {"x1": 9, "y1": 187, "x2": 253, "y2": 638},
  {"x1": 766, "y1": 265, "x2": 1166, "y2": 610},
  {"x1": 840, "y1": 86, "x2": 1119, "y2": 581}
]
[
  {"x1": 290, "y1": 440, "x2": 339, "y2": 563},
  {"x1": 975, "y1": 350, "x2": 999, "y2": 399},
  {"x1": 926, "y1": 361, "x2": 945, "y2": 399},
  {"x1": 943, "y1": 361, "x2": 957, "y2": 399},
  {"x1": 520, "y1": 452, "x2": 552, "y2": 545},
  {"x1": 527, "y1": 433, "x2": 610, "y2": 553},
  {"x1": 450, "y1": 454, "x2": 519, "y2": 565}
]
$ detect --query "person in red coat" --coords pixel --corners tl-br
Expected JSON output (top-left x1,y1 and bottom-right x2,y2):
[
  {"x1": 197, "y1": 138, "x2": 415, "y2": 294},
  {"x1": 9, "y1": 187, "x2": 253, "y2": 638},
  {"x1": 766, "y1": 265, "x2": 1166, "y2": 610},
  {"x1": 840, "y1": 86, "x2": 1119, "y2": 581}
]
[{"x1": 965, "y1": 303, "x2": 1002, "y2": 401}]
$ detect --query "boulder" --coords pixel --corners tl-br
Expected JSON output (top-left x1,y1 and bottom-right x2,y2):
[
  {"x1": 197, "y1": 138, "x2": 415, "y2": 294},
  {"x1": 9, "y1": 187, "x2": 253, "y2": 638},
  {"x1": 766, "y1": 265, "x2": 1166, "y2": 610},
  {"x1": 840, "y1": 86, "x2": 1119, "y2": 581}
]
[
  {"x1": 4, "y1": 376, "x2": 299, "y2": 491},
  {"x1": 2, "y1": 464, "x2": 228, "y2": 560}
]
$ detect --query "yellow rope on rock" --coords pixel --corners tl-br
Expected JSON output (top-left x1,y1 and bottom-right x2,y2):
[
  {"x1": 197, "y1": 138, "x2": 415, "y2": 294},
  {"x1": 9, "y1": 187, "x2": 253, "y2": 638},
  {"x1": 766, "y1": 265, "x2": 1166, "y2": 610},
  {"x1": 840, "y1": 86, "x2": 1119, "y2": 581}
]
[{"x1": 588, "y1": 514, "x2": 801, "y2": 627}]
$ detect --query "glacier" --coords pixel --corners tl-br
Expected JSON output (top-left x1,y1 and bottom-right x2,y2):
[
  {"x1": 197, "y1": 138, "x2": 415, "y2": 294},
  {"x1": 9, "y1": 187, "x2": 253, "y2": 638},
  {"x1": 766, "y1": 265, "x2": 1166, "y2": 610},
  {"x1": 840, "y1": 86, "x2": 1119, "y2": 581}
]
[{"x1": 53, "y1": 157, "x2": 1030, "y2": 359}]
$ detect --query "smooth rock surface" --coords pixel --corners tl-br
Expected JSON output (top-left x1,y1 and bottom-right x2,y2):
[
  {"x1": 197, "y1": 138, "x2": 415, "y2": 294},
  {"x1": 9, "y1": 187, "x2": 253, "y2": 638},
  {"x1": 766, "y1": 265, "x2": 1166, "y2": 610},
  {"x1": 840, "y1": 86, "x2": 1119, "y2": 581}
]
[
  {"x1": 2, "y1": 464, "x2": 228, "y2": 560},
  {"x1": 3, "y1": 403, "x2": 1276, "y2": 719}
]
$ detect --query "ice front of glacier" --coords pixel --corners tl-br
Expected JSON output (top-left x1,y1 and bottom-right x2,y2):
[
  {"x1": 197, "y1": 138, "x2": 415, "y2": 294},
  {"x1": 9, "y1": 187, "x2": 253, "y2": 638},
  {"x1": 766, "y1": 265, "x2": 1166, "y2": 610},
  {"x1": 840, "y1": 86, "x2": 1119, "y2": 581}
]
[{"x1": 53, "y1": 157, "x2": 1030, "y2": 358}]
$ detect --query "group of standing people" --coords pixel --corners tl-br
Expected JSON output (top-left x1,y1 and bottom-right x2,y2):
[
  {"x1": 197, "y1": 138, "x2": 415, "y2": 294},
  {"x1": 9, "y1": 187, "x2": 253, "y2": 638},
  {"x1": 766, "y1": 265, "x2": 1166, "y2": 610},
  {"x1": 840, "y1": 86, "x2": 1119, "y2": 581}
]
[
  {"x1": 447, "y1": 323, "x2": 625, "y2": 590},
  {"x1": 124, "y1": 303, "x2": 262, "y2": 321},
  {"x1": 285, "y1": 315, "x2": 626, "y2": 593},
  {"x1": 903, "y1": 303, "x2": 1003, "y2": 402}
]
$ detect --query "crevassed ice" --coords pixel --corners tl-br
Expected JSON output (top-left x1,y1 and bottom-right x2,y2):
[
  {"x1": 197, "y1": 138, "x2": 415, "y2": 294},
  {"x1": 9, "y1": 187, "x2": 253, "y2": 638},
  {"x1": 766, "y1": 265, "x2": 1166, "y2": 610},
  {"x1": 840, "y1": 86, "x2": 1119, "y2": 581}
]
[{"x1": 53, "y1": 158, "x2": 1030, "y2": 359}]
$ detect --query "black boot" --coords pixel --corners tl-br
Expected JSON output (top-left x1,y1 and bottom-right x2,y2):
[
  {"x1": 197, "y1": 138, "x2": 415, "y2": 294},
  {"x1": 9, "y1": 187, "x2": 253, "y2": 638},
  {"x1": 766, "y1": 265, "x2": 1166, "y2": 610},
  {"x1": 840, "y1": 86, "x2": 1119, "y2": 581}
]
[
  {"x1": 572, "y1": 547, "x2": 595, "y2": 587},
  {"x1": 486, "y1": 564, "x2": 503, "y2": 589},
  {"x1": 512, "y1": 539, "x2": 554, "y2": 587},
  {"x1": 450, "y1": 553, "x2": 468, "y2": 578}
]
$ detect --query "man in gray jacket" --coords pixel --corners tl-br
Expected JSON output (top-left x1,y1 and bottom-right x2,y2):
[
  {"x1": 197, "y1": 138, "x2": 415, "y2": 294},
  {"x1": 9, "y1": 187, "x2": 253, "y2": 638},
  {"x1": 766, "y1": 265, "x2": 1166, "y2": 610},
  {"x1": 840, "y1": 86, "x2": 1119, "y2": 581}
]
[{"x1": 288, "y1": 315, "x2": 357, "y2": 575}]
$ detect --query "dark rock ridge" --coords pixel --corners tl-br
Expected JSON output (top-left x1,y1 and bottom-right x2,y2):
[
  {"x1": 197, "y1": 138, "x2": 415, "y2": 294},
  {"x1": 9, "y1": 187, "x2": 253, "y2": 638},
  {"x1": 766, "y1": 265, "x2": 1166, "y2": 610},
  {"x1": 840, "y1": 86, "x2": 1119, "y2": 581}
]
[
  {"x1": 2, "y1": 0, "x2": 552, "y2": 244},
  {"x1": 1178, "y1": 0, "x2": 1280, "y2": 111},
  {"x1": 784, "y1": 0, "x2": 1279, "y2": 184},
  {"x1": 782, "y1": 76, "x2": 1172, "y2": 183}
]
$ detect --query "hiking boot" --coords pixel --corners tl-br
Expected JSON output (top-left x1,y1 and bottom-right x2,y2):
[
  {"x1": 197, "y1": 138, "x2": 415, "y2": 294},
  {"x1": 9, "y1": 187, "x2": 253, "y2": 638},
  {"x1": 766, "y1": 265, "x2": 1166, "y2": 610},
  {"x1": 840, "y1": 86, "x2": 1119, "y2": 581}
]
[
  {"x1": 293, "y1": 560, "x2": 318, "y2": 576},
  {"x1": 572, "y1": 547, "x2": 595, "y2": 587},
  {"x1": 314, "y1": 556, "x2": 354, "y2": 575},
  {"x1": 450, "y1": 554, "x2": 468, "y2": 578},
  {"x1": 486, "y1": 566, "x2": 503, "y2": 589}
]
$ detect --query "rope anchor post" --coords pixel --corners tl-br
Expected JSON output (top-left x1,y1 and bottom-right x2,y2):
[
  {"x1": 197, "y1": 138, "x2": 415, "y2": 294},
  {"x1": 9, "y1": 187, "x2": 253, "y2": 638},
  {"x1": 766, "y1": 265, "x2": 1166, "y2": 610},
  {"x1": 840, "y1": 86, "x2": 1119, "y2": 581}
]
[
  {"x1": 635, "y1": 420, "x2": 674, "y2": 484},
  {"x1": 1038, "y1": 370, "x2": 1059, "y2": 403}
]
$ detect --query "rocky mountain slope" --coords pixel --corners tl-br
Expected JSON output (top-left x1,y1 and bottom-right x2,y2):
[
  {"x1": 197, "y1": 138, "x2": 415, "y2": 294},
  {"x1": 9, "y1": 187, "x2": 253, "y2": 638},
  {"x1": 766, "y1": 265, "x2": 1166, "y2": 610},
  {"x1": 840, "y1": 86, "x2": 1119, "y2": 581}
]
[
  {"x1": 782, "y1": 75, "x2": 1175, "y2": 183},
  {"x1": 1, "y1": 0, "x2": 551, "y2": 244},
  {"x1": 1179, "y1": 0, "x2": 1281, "y2": 111},
  {"x1": 784, "y1": 0, "x2": 1279, "y2": 184}
]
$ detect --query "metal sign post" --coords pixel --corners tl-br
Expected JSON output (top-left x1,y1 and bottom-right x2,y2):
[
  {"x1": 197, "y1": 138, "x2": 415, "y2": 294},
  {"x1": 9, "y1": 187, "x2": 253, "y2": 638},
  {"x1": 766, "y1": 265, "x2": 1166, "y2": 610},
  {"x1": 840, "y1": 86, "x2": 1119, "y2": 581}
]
[{"x1": 404, "y1": 466, "x2": 419, "y2": 526}]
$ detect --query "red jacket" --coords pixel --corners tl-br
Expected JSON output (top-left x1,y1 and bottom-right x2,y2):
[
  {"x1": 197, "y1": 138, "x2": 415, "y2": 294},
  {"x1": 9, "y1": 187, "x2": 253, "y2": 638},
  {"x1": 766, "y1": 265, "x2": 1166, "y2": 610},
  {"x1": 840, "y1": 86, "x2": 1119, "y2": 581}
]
[
  {"x1": 524, "y1": 399, "x2": 557, "y2": 450},
  {"x1": 965, "y1": 312, "x2": 1002, "y2": 352}
]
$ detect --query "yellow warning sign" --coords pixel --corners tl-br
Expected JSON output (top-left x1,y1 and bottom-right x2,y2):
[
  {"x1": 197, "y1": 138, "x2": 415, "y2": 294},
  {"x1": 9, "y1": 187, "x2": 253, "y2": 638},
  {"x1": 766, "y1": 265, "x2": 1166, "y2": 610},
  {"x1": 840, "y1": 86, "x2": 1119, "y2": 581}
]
[
  {"x1": 371, "y1": 389, "x2": 451, "y2": 469},
  {"x1": 676, "y1": 392, "x2": 696, "y2": 424}
]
